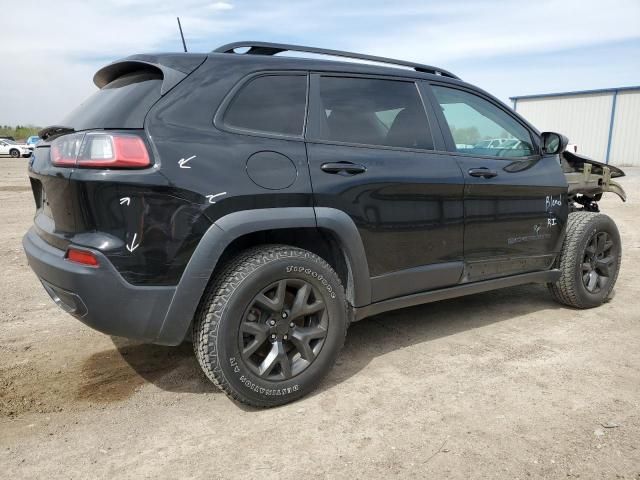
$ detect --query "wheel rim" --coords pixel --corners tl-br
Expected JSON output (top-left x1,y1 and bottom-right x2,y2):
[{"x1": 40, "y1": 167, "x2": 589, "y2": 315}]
[
  {"x1": 238, "y1": 278, "x2": 329, "y2": 381},
  {"x1": 582, "y1": 231, "x2": 617, "y2": 294},
  {"x1": 10, "y1": 150, "x2": 19, "y2": 158}
]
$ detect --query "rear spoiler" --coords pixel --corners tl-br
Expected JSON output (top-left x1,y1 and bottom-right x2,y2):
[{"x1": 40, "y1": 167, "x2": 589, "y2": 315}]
[{"x1": 93, "y1": 53, "x2": 207, "y2": 95}]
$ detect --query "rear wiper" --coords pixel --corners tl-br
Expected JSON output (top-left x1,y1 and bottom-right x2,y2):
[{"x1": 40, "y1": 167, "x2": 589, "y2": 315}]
[{"x1": 39, "y1": 125, "x2": 75, "y2": 141}]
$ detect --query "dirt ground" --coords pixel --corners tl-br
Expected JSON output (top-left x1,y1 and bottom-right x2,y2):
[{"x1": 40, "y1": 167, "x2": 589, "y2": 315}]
[{"x1": 1, "y1": 157, "x2": 639, "y2": 479}]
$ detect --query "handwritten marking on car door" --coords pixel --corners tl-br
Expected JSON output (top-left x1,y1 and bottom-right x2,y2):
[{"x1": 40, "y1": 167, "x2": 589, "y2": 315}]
[
  {"x1": 205, "y1": 192, "x2": 227, "y2": 204},
  {"x1": 178, "y1": 155, "x2": 196, "y2": 168},
  {"x1": 126, "y1": 233, "x2": 140, "y2": 253}
]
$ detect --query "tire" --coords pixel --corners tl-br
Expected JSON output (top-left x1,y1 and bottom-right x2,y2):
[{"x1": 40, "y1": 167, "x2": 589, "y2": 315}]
[
  {"x1": 9, "y1": 149, "x2": 20, "y2": 158},
  {"x1": 193, "y1": 245, "x2": 348, "y2": 407},
  {"x1": 548, "y1": 211, "x2": 621, "y2": 308}
]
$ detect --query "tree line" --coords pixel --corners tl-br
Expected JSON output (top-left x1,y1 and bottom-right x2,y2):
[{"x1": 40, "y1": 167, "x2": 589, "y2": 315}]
[{"x1": 0, "y1": 125, "x2": 42, "y2": 140}]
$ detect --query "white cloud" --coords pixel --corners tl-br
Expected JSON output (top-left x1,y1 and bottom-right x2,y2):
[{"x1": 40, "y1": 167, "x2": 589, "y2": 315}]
[
  {"x1": 345, "y1": 0, "x2": 640, "y2": 64},
  {"x1": 208, "y1": 1, "x2": 233, "y2": 10},
  {"x1": 1, "y1": 0, "x2": 639, "y2": 125}
]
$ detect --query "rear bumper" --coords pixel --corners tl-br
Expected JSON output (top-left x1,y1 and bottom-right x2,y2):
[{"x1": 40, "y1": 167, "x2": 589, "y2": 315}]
[{"x1": 23, "y1": 228, "x2": 177, "y2": 343}]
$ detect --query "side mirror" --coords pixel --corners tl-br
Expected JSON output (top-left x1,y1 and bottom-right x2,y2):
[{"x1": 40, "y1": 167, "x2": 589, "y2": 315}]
[{"x1": 540, "y1": 131, "x2": 569, "y2": 155}]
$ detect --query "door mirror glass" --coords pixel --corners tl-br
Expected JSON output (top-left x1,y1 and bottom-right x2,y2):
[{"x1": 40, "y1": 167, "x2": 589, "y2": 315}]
[{"x1": 540, "y1": 132, "x2": 568, "y2": 155}]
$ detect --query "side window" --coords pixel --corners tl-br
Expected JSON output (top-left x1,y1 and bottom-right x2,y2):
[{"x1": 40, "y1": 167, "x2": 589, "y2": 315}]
[
  {"x1": 314, "y1": 76, "x2": 433, "y2": 150},
  {"x1": 224, "y1": 74, "x2": 307, "y2": 136},
  {"x1": 431, "y1": 85, "x2": 535, "y2": 158}
]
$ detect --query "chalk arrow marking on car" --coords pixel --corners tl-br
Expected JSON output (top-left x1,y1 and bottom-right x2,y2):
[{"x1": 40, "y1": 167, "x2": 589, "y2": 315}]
[
  {"x1": 119, "y1": 197, "x2": 131, "y2": 206},
  {"x1": 206, "y1": 192, "x2": 227, "y2": 204},
  {"x1": 178, "y1": 155, "x2": 196, "y2": 168},
  {"x1": 126, "y1": 233, "x2": 140, "y2": 253}
]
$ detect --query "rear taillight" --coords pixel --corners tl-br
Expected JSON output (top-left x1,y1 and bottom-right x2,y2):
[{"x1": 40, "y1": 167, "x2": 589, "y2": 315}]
[{"x1": 51, "y1": 132, "x2": 150, "y2": 168}]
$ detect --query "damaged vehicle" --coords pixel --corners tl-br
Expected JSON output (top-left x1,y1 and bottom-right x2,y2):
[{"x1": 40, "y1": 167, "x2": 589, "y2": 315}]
[{"x1": 23, "y1": 42, "x2": 625, "y2": 407}]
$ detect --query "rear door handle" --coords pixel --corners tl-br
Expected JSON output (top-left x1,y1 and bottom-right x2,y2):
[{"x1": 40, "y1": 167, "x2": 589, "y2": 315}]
[
  {"x1": 321, "y1": 162, "x2": 367, "y2": 175},
  {"x1": 468, "y1": 167, "x2": 498, "y2": 179}
]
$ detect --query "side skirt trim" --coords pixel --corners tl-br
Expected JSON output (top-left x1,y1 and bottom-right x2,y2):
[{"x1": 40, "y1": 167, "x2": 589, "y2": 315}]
[{"x1": 353, "y1": 269, "x2": 560, "y2": 321}]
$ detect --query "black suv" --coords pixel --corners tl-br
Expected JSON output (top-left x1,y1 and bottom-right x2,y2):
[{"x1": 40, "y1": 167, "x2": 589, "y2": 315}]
[{"x1": 24, "y1": 42, "x2": 626, "y2": 407}]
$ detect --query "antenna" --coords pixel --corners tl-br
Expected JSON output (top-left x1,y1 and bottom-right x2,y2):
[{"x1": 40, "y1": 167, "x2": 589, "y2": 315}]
[{"x1": 177, "y1": 17, "x2": 188, "y2": 52}]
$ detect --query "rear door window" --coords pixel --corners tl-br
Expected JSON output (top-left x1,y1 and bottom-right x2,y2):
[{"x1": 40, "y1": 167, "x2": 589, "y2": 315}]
[
  {"x1": 311, "y1": 76, "x2": 433, "y2": 150},
  {"x1": 223, "y1": 74, "x2": 307, "y2": 136}
]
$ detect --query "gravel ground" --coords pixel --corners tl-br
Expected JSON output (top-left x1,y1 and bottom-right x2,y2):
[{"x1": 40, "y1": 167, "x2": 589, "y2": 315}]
[{"x1": 1, "y1": 157, "x2": 639, "y2": 479}]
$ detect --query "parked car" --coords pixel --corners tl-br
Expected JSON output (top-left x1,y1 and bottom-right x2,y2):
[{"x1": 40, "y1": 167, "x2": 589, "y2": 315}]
[
  {"x1": 25, "y1": 135, "x2": 41, "y2": 151},
  {"x1": 0, "y1": 139, "x2": 32, "y2": 157},
  {"x1": 23, "y1": 42, "x2": 626, "y2": 407},
  {"x1": 474, "y1": 138, "x2": 508, "y2": 149}
]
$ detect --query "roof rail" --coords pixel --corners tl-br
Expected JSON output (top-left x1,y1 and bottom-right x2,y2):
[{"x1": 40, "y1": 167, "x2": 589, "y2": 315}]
[{"x1": 213, "y1": 41, "x2": 460, "y2": 80}]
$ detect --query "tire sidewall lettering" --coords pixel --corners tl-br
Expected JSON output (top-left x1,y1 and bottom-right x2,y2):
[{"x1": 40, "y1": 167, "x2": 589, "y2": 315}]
[
  {"x1": 211, "y1": 254, "x2": 346, "y2": 403},
  {"x1": 286, "y1": 265, "x2": 337, "y2": 299}
]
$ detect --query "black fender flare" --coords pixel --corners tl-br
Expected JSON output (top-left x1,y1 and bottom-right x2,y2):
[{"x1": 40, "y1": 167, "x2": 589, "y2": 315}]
[
  {"x1": 314, "y1": 207, "x2": 370, "y2": 307},
  {"x1": 155, "y1": 207, "x2": 370, "y2": 345}
]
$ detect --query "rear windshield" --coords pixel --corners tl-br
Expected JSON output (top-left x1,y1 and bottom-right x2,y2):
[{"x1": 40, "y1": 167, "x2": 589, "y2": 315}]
[{"x1": 60, "y1": 70, "x2": 163, "y2": 130}]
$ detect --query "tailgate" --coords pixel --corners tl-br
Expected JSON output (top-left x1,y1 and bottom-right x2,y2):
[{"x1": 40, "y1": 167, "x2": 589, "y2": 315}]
[{"x1": 29, "y1": 144, "x2": 75, "y2": 251}]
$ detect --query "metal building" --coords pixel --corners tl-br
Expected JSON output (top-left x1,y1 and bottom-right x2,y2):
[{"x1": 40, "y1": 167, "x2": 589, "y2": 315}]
[{"x1": 510, "y1": 86, "x2": 640, "y2": 167}]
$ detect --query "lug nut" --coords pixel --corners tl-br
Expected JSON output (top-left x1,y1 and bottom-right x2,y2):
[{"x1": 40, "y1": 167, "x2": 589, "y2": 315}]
[
  {"x1": 289, "y1": 322, "x2": 295, "y2": 328},
  {"x1": 281, "y1": 312, "x2": 288, "y2": 319},
  {"x1": 269, "y1": 319, "x2": 276, "y2": 326},
  {"x1": 270, "y1": 334, "x2": 277, "y2": 340},
  {"x1": 283, "y1": 334, "x2": 288, "y2": 340}
]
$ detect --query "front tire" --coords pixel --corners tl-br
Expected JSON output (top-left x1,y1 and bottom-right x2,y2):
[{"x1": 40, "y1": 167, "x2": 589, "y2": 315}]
[
  {"x1": 193, "y1": 245, "x2": 348, "y2": 407},
  {"x1": 548, "y1": 211, "x2": 621, "y2": 308}
]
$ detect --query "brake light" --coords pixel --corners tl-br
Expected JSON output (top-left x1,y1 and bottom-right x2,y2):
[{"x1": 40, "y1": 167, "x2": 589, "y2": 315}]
[
  {"x1": 51, "y1": 133, "x2": 83, "y2": 166},
  {"x1": 51, "y1": 132, "x2": 150, "y2": 168},
  {"x1": 66, "y1": 248, "x2": 99, "y2": 267}
]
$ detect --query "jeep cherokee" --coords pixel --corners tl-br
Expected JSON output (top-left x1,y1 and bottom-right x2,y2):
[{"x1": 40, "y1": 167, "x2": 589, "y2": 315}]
[{"x1": 23, "y1": 42, "x2": 626, "y2": 407}]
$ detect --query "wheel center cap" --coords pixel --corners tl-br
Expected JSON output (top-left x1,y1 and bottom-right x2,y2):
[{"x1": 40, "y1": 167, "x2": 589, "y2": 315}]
[{"x1": 271, "y1": 319, "x2": 290, "y2": 336}]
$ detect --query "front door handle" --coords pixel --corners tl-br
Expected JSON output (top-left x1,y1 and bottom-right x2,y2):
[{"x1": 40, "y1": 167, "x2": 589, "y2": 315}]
[
  {"x1": 468, "y1": 167, "x2": 498, "y2": 179},
  {"x1": 321, "y1": 162, "x2": 367, "y2": 175}
]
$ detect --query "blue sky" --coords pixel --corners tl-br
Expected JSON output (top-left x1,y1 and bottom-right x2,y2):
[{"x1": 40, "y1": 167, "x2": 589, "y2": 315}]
[{"x1": 2, "y1": 0, "x2": 639, "y2": 126}]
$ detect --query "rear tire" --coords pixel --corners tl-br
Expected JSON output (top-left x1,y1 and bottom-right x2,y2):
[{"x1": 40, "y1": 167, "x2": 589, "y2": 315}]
[
  {"x1": 193, "y1": 245, "x2": 348, "y2": 407},
  {"x1": 548, "y1": 211, "x2": 621, "y2": 308},
  {"x1": 9, "y1": 149, "x2": 19, "y2": 158}
]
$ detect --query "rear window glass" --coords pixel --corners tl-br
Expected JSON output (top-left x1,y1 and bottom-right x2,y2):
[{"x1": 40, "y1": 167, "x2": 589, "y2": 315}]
[
  {"x1": 224, "y1": 75, "x2": 307, "y2": 136},
  {"x1": 61, "y1": 70, "x2": 163, "y2": 130},
  {"x1": 313, "y1": 76, "x2": 433, "y2": 150}
]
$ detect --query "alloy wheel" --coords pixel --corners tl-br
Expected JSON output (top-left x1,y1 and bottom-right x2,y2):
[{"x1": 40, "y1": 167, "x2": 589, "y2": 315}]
[
  {"x1": 239, "y1": 279, "x2": 329, "y2": 381},
  {"x1": 582, "y1": 231, "x2": 616, "y2": 294}
]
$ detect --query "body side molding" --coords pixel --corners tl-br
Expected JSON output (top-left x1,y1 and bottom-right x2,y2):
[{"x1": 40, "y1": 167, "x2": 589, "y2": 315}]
[
  {"x1": 370, "y1": 261, "x2": 463, "y2": 303},
  {"x1": 354, "y1": 269, "x2": 560, "y2": 321}
]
